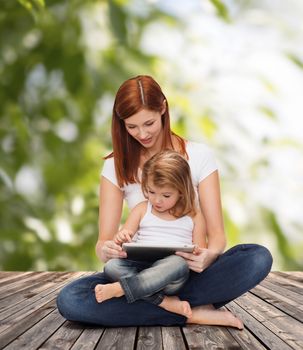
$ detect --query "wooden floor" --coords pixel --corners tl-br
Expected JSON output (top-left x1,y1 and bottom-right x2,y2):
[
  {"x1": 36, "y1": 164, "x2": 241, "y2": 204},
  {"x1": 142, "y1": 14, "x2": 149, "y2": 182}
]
[{"x1": 0, "y1": 272, "x2": 302, "y2": 350}]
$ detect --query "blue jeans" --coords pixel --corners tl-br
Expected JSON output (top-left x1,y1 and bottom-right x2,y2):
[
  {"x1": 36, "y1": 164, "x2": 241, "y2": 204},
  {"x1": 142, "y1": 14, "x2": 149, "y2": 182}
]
[
  {"x1": 104, "y1": 255, "x2": 189, "y2": 304},
  {"x1": 57, "y1": 244, "x2": 273, "y2": 326}
]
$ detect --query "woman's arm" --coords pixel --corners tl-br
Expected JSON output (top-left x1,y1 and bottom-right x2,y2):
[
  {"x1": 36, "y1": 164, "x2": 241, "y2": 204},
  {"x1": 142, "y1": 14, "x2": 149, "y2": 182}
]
[
  {"x1": 95, "y1": 177, "x2": 125, "y2": 262},
  {"x1": 176, "y1": 170, "x2": 226, "y2": 272},
  {"x1": 199, "y1": 170, "x2": 226, "y2": 255},
  {"x1": 192, "y1": 211, "x2": 207, "y2": 249}
]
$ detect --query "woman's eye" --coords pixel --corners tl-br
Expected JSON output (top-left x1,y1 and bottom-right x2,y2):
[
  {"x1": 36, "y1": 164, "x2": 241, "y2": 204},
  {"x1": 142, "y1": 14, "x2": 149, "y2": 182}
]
[
  {"x1": 163, "y1": 195, "x2": 170, "y2": 198},
  {"x1": 148, "y1": 191, "x2": 155, "y2": 194},
  {"x1": 145, "y1": 122, "x2": 154, "y2": 126},
  {"x1": 127, "y1": 126, "x2": 135, "y2": 129}
]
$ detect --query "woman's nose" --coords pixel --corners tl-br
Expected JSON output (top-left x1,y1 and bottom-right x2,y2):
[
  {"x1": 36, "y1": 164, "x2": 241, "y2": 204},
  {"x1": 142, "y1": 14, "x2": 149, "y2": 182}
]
[{"x1": 138, "y1": 128, "x2": 148, "y2": 139}]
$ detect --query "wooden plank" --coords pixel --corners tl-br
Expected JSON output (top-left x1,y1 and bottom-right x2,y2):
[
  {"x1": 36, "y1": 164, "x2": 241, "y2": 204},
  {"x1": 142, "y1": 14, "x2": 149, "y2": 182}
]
[
  {"x1": 235, "y1": 293, "x2": 303, "y2": 350},
  {"x1": 268, "y1": 273, "x2": 303, "y2": 292},
  {"x1": 0, "y1": 300, "x2": 57, "y2": 349},
  {"x1": 0, "y1": 272, "x2": 86, "y2": 323},
  {"x1": 274, "y1": 271, "x2": 303, "y2": 284},
  {"x1": 0, "y1": 271, "x2": 51, "y2": 299},
  {"x1": 250, "y1": 284, "x2": 303, "y2": 322},
  {"x1": 0, "y1": 271, "x2": 301, "y2": 350},
  {"x1": 95, "y1": 327, "x2": 137, "y2": 350},
  {"x1": 0, "y1": 272, "x2": 15, "y2": 279},
  {"x1": 183, "y1": 324, "x2": 241, "y2": 349},
  {"x1": 2, "y1": 308, "x2": 65, "y2": 350},
  {"x1": 137, "y1": 326, "x2": 163, "y2": 350},
  {"x1": 227, "y1": 326, "x2": 267, "y2": 350},
  {"x1": 0, "y1": 272, "x2": 87, "y2": 348},
  {"x1": 70, "y1": 327, "x2": 105, "y2": 350},
  {"x1": 219, "y1": 305, "x2": 267, "y2": 350},
  {"x1": 39, "y1": 321, "x2": 84, "y2": 350},
  {"x1": 162, "y1": 327, "x2": 185, "y2": 350},
  {"x1": 0, "y1": 272, "x2": 72, "y2": 314},
  {"x1": 0, "y1": 272, "x2": 37, "y2": 288},
  {"x1": 259, "y1": 279, "x2": 303, "y2": 305},
  {"x1": 228, "y1": 298, "x2": 294, "y2": 350}
]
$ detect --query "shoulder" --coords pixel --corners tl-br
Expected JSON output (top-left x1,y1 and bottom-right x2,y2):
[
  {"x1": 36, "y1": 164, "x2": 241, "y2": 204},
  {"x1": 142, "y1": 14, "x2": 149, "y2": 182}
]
[
  {"x1": 102, "y1": 156, "x2": 115, "y2": 170},
  {"x1": 186, "y1": 141, "x2": 214, "y2": 158},
  {"x1": 132, "y1": 200, "x2": 148, "y2": 214},
  {"x1": 185, "y1": 141, "x2": 218, "y2": 183},
  {"x1": 101, "y1": 156, "x2": 120, "y2": 188}
]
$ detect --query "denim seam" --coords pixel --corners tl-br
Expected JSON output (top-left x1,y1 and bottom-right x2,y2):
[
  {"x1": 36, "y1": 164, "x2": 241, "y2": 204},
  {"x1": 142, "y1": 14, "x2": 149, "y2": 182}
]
[
  {"x1": 150, "y1": 293, "x2": 164, "y2": 305},
  {"x1": 120, "y1": 277, "x2": 136, "y2": 303}
]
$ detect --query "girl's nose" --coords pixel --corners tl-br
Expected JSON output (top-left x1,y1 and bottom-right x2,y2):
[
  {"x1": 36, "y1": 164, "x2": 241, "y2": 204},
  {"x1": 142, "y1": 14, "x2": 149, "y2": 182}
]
[{"x1": 155, "y1": 197, "x2": 162, "y2": 204}]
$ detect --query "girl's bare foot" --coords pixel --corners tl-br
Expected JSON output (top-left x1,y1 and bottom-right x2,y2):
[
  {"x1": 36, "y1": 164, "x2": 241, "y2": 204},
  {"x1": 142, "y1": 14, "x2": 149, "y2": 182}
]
[
  {"x1": 159, "y1": 296, "x2": 192, "y2": 318},
  {"x1": 94, "y1": 282, "x2": 124, "y2": 303},
  {"x1": 187, "y1": 305, "x2": 244, "y2": 329}
]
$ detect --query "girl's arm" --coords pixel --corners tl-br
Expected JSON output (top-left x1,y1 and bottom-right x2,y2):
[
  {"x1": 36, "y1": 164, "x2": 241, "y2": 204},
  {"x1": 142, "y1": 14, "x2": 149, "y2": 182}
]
[
  {"x1": 198, "y1": 170, "x2": 226, "y2": 255},
  {"x1": 114, "y1": 201, "x2": 147, "y2": 244},
  {"x1": 96, "y1": 177, "x2": 124, "y2": 262},
  {"x1": 192, "y1": 211, "x2": 207, "y2": 249}
]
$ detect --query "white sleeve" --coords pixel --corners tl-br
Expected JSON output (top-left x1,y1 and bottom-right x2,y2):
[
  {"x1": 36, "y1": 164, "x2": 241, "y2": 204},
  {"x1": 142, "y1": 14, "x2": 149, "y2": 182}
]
[
  {"x1": 188, "y1": 143, "x2": 218, "y2": 183},
  {"x1": 197, "y1": 145, "x2": 218, "y2": 182},
  {"x1": 101, "y1": 157, "x2": 120, "y2": 188}
]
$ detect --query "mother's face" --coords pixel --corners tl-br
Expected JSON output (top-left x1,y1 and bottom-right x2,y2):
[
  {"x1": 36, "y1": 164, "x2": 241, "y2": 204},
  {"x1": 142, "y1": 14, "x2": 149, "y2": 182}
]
[{"x1": 124, "y1": 109, "x2": 163, "y2": 149}]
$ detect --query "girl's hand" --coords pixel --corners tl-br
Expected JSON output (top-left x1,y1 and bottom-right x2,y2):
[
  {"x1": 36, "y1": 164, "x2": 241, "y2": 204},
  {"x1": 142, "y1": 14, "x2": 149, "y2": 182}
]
[
  {"x1": 175, "y1": 248, "x2": 219, "y2": 273},
  {"x1": 100, "y1": 240, "x2": 127, "y2": 261},
  {"x1": 114, "y1": 229, "x2": 133, "y2": 245}
]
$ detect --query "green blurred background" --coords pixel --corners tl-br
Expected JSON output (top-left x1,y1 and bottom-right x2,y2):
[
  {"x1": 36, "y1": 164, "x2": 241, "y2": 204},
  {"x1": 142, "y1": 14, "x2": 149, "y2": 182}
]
[{"x1": 1, "y1": 0, "x2": 302, "y2": 271}]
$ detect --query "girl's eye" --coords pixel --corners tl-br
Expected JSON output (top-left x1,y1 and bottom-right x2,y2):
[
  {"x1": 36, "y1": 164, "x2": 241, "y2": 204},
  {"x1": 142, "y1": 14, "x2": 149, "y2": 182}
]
[
  {"x1": 145, "y1": 122, "x2": 154, "y2": 126},
  {"x1": 148, "y1": 191, "x2": 155, "y2": 194},
  {"x1": 127, "y1": 126, "x2": 136, "y2": 129},
  {"x1": 163, "y1": 195, "x2": 170, "y2": 198}
]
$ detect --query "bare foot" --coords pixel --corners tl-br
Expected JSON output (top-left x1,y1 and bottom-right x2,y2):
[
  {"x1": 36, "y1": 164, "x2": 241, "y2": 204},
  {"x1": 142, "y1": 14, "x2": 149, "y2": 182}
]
[
  {"x1": 159, "y1": 296, "x2": 192, "y2": 318},
  {"x1": 94, "y1": 282, "x2": 124, "y2": 303},
  {"x1": 187, "y1": 305, "x2": 244, "y2": 329}
]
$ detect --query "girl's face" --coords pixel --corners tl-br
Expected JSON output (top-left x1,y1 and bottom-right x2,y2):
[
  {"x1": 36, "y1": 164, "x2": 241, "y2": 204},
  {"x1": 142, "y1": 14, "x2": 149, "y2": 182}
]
[
  {"x1": 124, "y1": 109, "x2": 163, "y2": 150},
  {"x1": 147, "y1": 182, "x2": 180, "y2": 213}
]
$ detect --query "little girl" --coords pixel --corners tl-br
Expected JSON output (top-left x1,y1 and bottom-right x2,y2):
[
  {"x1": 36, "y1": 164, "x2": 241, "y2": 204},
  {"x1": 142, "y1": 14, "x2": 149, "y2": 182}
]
[
  {"x1": 95, "y1": 150, "x2": 205, "y2": 318},
  {"x1": 95, "y1": 150, "x2": 244, "y2": 329}
]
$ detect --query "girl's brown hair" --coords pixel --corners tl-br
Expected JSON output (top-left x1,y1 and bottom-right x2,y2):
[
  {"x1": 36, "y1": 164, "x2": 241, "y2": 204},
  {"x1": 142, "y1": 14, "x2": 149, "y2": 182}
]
[
  {"x1": 141, "y1": 150, "x2": 196, "y2": 218},
  {"x1": 105, "y1": 75, "x2": 186, "y2": 187}
]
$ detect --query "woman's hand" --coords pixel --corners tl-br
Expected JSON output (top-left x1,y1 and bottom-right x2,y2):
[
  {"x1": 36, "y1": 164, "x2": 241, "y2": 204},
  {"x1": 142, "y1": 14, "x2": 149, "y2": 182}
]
[
  {"x1": 175, "y1": 248, "x2": 219, "y2": 273},
  {"x1": 98, "y1": 240, "x2": 127, "y2": 262}
]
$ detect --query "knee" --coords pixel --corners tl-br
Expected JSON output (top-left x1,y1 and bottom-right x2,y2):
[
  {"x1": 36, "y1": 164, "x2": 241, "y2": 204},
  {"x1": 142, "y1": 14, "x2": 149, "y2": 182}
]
[
  {"x1": 167, "y1": 255, "x2": 189, "y2": 276},
  {"x1": 249, "y1": 244, "x2": 273, "y2": 280},
  {"x1": 56, "y1": 284, "x2": 74, "y2": 320}
]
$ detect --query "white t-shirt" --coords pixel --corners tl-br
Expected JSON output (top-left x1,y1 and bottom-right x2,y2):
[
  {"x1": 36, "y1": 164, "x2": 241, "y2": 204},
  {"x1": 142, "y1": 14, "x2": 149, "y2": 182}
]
[{"x1": 101, "y1": 141, "x2": 218, "y2": 210}]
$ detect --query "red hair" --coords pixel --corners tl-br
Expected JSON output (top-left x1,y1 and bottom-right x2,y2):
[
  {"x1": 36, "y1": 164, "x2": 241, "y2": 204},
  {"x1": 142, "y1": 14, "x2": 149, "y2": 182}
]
[{"x1": 105, "y1": 75, "x2": 186, "y2": 187}]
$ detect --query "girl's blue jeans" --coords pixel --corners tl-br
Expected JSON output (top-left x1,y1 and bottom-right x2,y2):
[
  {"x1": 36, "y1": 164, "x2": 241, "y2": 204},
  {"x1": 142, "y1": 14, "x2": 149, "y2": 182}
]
[
  {"x1": 104, "y1": 255, "x2": 189, "y2": 304},
  {"x1": 56, "y1": 244, "x2": 273, "y2": 326}
]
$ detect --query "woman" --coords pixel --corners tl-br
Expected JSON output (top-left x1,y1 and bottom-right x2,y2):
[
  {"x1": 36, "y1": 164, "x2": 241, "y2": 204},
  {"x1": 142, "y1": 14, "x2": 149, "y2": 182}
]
[{"x1": 57, "y1": 75, "x2": 272, "y2": 327}]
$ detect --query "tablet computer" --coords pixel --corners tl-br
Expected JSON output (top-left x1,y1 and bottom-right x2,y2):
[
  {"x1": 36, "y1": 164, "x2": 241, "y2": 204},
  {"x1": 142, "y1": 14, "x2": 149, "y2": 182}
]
[{"x1": 122, "y1": 242, "x2": 195, "y2": 261}]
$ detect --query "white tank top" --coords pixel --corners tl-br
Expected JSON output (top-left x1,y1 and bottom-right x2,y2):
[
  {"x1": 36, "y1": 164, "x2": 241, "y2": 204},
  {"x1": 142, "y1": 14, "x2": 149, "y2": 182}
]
[{"x1": 135, "y1": 202, "x2": 194, "y2": 245}]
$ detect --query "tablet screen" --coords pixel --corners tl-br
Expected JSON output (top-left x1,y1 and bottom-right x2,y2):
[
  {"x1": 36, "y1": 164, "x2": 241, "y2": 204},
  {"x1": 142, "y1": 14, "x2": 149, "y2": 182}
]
[{"x1": 122, "y1": 243, "x2": 194, "y2": 261}]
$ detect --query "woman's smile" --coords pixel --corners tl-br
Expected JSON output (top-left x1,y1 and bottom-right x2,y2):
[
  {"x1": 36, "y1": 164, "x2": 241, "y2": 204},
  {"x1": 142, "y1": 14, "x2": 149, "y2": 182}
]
[{"x1": 139, "y1": 137, "x2": 153, "y2": 145}]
